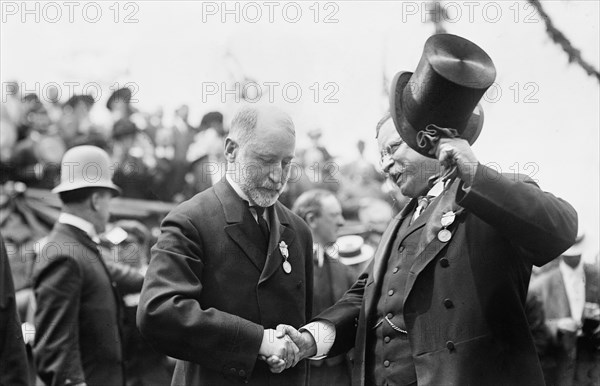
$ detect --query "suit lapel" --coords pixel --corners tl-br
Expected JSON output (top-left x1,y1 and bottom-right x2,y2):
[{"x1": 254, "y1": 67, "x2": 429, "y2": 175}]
[
  {"x1": 216, "y1": 179, "x2": 269, "y2": 272},
  {"x1": 404, "y1": 181, "x2": 467, "y2": 300},
  {"x1": 364, "y1": 202, "x2": 414, "y2": 318},
  {"x1": 259, "y1": 204, "x2": 296, "y2": 284}
]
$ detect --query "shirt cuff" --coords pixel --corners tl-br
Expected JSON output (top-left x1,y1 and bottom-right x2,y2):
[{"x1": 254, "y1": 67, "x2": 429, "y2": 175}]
[{"x1": 299, "y1": 321, "x2": 336, "y2": 360}]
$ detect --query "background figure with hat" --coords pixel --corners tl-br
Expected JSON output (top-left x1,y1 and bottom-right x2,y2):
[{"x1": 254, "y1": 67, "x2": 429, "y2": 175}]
[
  {"x1": 32, "y1": 145, "x2": 127, "y2": 386},
  {"x1": 334, "y1": 235, "x2": 375, "y2": 281},
  {"x1": 529, "y1": 230, "x2": 600, "y2": 386},
  {"x1": 275, "y1": 34, "x2": 578, "y2": 386},
  {"x1": 292, "y1": 189, "x2": 357, "y2": 386}
]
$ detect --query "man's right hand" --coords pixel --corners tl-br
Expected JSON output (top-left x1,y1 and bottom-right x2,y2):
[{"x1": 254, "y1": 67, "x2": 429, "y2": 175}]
[
  {"x1": 258, "y1": 329, "x2": 299, "y2": 373},
  {"x1": 276, "y1": 324, "x2": 317, "y2": 366}
]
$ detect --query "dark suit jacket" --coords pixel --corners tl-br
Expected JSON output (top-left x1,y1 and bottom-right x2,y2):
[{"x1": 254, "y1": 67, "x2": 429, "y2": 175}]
[
  {"x1": 0, "y1": 235, "x2": 29, "y2": 386},
  {"x1": 33, "y1": 223, "x2": 125, "y2": 386},
  {"x1": 137, "y1": 179, "x2": 313, "y2": 386},
  {"x1": 529, "y1": 263, "x2": 600, "y2": 386},
  {"x1": 316, "y1": 165, "x2": 578, "y2": 386}
]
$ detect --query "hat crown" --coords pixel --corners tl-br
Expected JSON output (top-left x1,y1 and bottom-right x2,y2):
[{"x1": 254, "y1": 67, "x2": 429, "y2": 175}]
[{"x1": 52, "y1": 145, "x2": 120, "y2": 195}]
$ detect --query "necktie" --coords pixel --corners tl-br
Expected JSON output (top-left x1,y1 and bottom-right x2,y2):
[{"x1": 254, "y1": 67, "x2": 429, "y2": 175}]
[
  {"x1": 251, "y1": 206, "x2": 270, "y2": 247},
  {"x1": 411, "y1": 196, "x2": 433, "y2": 224}
]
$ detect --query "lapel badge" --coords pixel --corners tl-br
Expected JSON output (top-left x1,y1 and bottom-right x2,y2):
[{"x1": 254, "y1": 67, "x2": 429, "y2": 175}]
[
  {"x1": 279, "y1": 241, "x2": 292, "y2": 274},
  {"x1": 441, "y1": 211, "x2": 456, "y2": 227}
]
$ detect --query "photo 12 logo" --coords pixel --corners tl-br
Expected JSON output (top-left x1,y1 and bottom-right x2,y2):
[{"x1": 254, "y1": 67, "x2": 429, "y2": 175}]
[
  {"x1": 201, "y1": 81, "x2": 340, "y2": 104},
  {"x1": 1, "y1": 1, "x2": 140, "y2": 23},
  {"x1": 201, "y1": 1, "x2": 340, "y2": 23},
  {"x1": 401, "y1": 1, "x2": 540, "y2": 24},
  {"x1": 1, "y1": 81, "x2": 139, "y2": 104}
]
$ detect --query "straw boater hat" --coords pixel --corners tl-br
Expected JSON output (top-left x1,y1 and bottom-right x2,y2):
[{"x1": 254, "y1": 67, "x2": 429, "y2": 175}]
[
  {"x1": 334, "y1": 235, "x2": 374, "y2": 266},
  {"x1": 389, "y1": 34, "x2": 496, "y2": 158}
]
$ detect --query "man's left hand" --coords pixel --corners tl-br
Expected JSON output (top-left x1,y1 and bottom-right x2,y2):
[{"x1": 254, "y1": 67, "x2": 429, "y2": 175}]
[{"x1": 435, "y1": 138, "x2": 479, "y2": 187}]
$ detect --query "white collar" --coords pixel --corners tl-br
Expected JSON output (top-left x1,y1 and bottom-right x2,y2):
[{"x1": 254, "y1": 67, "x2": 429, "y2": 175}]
[
  {"x1": 426, "y1": 179, "x2": 445, "y2": 198},
  {"x1": 58, "y1": 213, "x2": 100, "y2": 244},
  {"x1": 226, "y1": 172, "x2": 251, "y2": 203}
]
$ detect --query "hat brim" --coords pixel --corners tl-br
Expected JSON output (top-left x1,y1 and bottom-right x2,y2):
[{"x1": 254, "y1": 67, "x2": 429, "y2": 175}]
[
  {"x1": 52, "y1": 182, "x2": 121, "y2": 196},
  {"x1": 339, "y1": 244, "x2": 375, "y2": 266},
  {"x1": 389, "y1": 71, "x2": 484, "y2": 159}
]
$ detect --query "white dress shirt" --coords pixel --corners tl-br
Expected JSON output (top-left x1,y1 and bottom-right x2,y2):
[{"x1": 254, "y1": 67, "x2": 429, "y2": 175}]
[{"x1": 559, "y1": 258, "x2": 586, "y2": 323}]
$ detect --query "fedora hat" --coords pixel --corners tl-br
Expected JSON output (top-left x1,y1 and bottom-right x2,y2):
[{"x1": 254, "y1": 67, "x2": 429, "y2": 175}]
[
  {"x1": 334, "y1": 235, "x2": 374, "y2": 266},
  {"x1": 52, "y1": 145, "x2": 121, "y2": 195},
  {"x1": 390, "y1": 34, "x2": 496, "y2": 158}
]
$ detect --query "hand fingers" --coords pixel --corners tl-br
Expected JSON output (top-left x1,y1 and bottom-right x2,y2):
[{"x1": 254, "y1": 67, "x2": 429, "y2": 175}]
[
  {"x1": 266, "y1": 355, "x2": 286, "y2": 373},
  {"x1": 276, "y1": 324, "x2": 302, "y2": 343},
  {"x1": 284, "y1": 338, "x2": 300, "y2": 369}
]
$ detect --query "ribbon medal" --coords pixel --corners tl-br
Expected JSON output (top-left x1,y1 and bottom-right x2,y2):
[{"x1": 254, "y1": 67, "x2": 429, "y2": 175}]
[
  {"x1": 279, "y1": 241, "x2": 291, "y2": 274},
  {"x1": 438, "y1": 211, "x2": 455, "y2": 243}
]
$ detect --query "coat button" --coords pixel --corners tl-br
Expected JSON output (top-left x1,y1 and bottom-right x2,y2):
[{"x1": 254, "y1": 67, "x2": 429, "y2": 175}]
[
  {"x1": 384, "y1": 336, "x2": 391, "y2": 343},
  {"x1": 230, "y1": 368, "x2": 236, "y2": 374},
  {"x1": 443, "y1": 299, "x2": 454, "y2": 308},
  {"x1": 392, "y1": 267, "x2": 399, "y2": 274},
  {"x1": 383, "y1": 360, "x2": 390, "y2": 367},
  {"x1": 388, "y1": 289, "x2": 394, "y2": 296},
  {"x1": 439, "y1": 258, "x2": 449, "y2": 267},
  {"x1": 239, "y1": 370, "x2": 246, "y2": 377},
  {"x1": 446, "y1": 341, "x2": 455, "y2": 351}
]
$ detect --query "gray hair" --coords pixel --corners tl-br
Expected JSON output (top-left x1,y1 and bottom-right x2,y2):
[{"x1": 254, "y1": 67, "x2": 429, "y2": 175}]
[
  {"x1": 292, "y1": 189, "x2": 335, "y2": 222},
  {"x1": 229, "y1": 106, "x2": 295, "y2": 148}
]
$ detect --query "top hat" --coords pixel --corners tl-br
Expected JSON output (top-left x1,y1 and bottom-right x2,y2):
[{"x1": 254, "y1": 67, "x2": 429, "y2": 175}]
[
  {"x1": 390, "y1": 34, "x2": 496, "y2": 158},
  {"x1": 52, "y1": 145, "x2": 121, "y2": 195},
  {"x1": 106, "y1": 87, "x2": 132, "y2": 110}
]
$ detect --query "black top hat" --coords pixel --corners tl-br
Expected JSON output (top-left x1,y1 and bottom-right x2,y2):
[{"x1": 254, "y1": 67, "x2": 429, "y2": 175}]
[
  {"x1": 390, "y1": 34, "x2": 496, "y2": 158},
  {"x1": 106, "y1": 87, "x2": 132, "y2": 110}
]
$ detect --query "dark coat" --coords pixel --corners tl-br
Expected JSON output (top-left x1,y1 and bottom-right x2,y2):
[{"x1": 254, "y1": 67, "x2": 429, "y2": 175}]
[
  {"x1": 0, "y1": 235, "x2": 29, "y2": 386},
  {"x1": 316, "y1": 165, "x2": 578, "y2": 386},
  {"x1": 137, "y1": 179, "x2": 313, "y2": 386},
  {"x1": 33, "y1": 223, "x2": 125, "y2": 386},
  {"x1": 529, "y1": 263, "x2": 600, "y2": 386}
]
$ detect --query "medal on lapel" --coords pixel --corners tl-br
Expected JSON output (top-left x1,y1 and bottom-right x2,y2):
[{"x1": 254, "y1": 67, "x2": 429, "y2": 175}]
[
  {"x1": 437, "y1": 211, "x2": 455, "y2": 243},
  {"x1": 279, "y1": 241, "x2": 291, "y2": 274}
]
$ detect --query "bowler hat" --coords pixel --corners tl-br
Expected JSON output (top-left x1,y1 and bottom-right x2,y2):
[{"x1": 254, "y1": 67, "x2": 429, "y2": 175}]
[
  {"x1": 52, "y1": 145, "x2": 121, "y2": 195},
  {"x1": 390, "y1": 34, "x2": 496, "y2": 158}
]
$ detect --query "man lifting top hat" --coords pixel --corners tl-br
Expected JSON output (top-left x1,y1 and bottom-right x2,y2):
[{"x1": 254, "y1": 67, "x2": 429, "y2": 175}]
[{"x1": 275, "y1": 34, "x2": 578, "y2": 386}]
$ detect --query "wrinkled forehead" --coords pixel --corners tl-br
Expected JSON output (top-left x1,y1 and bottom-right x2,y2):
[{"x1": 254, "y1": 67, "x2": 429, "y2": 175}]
[{"x1": 377, "y1": 119, "x2": 402, "y2": 151}]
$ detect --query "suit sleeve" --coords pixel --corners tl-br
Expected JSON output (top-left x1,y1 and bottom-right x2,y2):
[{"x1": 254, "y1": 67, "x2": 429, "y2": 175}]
[
  {"x1": 33, "y1": 256, "x2": 85, "y2": 386},
  {"x1": 456, "y1": 164, "x2": 578, "y2": 266},
  {"x1": 312, "y1": 262, "x2": 371, "y2": 356},
  {"x1": 137, "y1": 210, "x2": 264, "y2": 378},
  {"x1": 0, "y1": 237, "x2": 29, "y2": 386}
]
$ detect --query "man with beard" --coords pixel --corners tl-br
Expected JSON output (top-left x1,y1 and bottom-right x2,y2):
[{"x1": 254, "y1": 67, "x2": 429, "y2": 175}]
[{"x1": 137, "y1": 105, "x2": 313, "y2": 386}]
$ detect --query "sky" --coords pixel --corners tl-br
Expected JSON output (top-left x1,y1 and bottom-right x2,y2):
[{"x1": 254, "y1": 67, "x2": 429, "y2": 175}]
[{"x1": 1, "y1": 0, "x2": 599, "y2": 261}]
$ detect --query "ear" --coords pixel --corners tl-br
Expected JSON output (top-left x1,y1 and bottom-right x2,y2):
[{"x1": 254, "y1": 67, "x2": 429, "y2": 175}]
[
  {"x1": 90, "y1": 191, "x2": 102, "y2": 212},
  {"x1": 305, "y1": 212, "x2": 319, "y2": 229},
  {"x1": 224, "y1": 138, "x2": 238, "y2": 162}
]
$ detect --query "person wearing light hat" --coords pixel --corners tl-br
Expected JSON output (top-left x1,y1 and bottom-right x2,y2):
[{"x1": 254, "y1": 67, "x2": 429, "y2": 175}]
[
  {"x1": 335, "y1": 235, "x2": 375, "y2": 279},
  {"x1": 32, "y1": 145, "x2": 127, "y2": 386},
  {"x1": 529, "y1": 231, "x2": 600, "y2": 386},
  {"x1": 292, "y1": 189, "x2": 356, "y2": 386},
  {"x1": 275, "y1": 34, "x2": 578, "y2": 386}
]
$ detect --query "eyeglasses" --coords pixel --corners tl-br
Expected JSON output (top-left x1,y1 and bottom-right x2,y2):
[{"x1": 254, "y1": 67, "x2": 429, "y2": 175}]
[{"x1": 379, "y1": 140, "x2": 403, "y2": 168}]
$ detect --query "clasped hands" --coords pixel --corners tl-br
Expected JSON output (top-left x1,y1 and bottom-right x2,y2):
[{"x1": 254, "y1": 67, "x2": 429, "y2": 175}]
[{"x1": 258, "y1": 324, "x2": 317, "y2": 373}]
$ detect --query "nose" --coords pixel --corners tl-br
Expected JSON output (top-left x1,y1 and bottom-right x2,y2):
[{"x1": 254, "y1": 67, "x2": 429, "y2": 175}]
[
  {"x1": 269, "y1": 163, "x2": 284, "y2": 185},
  {"x1": 337, "y1": 215, "x2": 345, "y2": 227}
]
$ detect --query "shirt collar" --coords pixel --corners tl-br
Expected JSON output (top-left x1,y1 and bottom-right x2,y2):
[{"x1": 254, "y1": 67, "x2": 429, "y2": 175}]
[
  {"x1": 58, "y1": 212, "x2": 100, "y2": 244},
  {"x1": 426, "y1": 179, "x2": 445, "y2": 198},
  {"x1": 226, "y1": 172, "x2": 251, "y2": 203}
]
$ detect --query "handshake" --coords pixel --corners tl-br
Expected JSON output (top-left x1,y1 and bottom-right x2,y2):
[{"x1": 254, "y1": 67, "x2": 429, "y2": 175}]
[{"x1": 258, "y1": 324, "x2": 318, "y2": 373}]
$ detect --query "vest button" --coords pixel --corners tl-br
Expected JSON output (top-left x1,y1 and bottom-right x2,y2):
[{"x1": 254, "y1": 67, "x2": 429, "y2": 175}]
[
  {"x1": 439, "y1": 258, "x2": 449, "y2": 267},
  {"x1": 239, "y1": 370, "x2": 246, "y2": 377},
  {"x1": 387, "y1": 289, "x2": 394, "y2": 296},
  {"x1": 383, "y1": 360, "x2": 390, "y2": 367},
  {"x1": 384, "y1": 336, "x2": 391, "y2": 343},
  {"x1": 392, "y1": 267, "x2": 399, "y2": 274},
  {"x1": 443, "y1": 299, "x2": 454, "y2": 308},
  {"x1": 446, "y1": 341, "x2": 455, "y2": 351},
  {"x1": 230, "y1": 368, "x2": 236, "y2": 374}
]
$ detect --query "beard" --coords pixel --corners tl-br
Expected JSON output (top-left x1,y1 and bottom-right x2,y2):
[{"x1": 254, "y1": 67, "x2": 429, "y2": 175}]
[{"x1": 239, "y1": 175, "x2": 286, "y2": 207}]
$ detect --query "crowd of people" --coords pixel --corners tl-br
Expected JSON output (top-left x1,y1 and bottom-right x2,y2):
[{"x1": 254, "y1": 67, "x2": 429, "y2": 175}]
[{"x1": 1, "y1": 34, "x2": 598, "y2": 386}]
